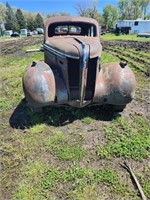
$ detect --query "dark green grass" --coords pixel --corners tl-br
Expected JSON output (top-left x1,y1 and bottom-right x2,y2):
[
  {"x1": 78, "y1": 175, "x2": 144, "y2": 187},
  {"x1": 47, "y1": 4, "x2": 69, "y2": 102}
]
[{"x1": 97, "y1": 115, "x2": 150, "y2": 160}]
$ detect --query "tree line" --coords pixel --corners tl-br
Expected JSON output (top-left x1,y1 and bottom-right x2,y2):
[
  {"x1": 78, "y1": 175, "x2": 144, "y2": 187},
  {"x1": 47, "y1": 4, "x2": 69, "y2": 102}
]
[
  {"x1": 0, "y1": 0, "x2": 150, "y2": 36},
  {"x1": 0, "y1": 2, "x2": 44, "y2": 35}
]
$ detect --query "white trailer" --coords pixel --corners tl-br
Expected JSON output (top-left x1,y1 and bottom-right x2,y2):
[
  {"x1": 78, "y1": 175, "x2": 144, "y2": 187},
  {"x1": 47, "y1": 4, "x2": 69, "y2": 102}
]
[
  {"x1": 4, "y1": 30, "x2": 13, "y2": 36},
  {"x1": 20, "y1": 29, "x2": 27, "y2": 35},
  {"x1": 116, "y1": 20, "x2": 150, "y2": 34},
  {"x1": 36, "y1": 28, "x2": 44, "y2": 34}
]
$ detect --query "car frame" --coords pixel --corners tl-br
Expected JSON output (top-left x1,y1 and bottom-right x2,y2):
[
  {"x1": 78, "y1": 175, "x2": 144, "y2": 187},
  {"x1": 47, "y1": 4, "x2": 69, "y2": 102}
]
[{"x1": 23, "y1": 16, "x2": 136, "y2": 111}]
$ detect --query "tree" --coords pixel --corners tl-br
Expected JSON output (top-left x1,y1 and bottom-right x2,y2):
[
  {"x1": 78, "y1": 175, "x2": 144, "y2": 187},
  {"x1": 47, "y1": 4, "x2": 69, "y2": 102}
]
[
  {"x1": 118, "y1": 0, "x2": 129, "y2": 20},
  {"x1": 75, "y1": 3, "x2": 88, "y2": 16},
  {"x1": 26, "y1": 16, "x2": 36, "y2": 31},
  {"x1": 75, "y1": 0, "x2": 101, "y2": 22},
  {"x1": 0, "y1": 2, "x2": 6, "y2": 24},
  {"x1": 5, "y1": 2, "x2": 19, "y2": 31},
  {"x1": 16, "y1": 8, "x2": 26, "y2": 29},
  {"x1": 35, "y1": 13, "x2": 43, "y2": 28},
  {"x1": 117, "y1": 0, "x2": 150, "y2": 20},
  {"x1": 140, "y1": 0, "x2": 150, "y2": 19},
  {"x1": 102, "y1": 4, "x2": 118, "y2": 29},
  {"x1": 0, "y1": 2, "x2": 6, "y2": 36},
  {"x1": 130, "y1": 0, "x2": 142, "y2": 19}
]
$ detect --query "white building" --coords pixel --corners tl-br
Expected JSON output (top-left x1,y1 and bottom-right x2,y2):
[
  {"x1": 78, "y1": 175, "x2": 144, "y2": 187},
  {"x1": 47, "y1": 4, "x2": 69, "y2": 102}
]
[{"x1": 116, "y1": 20, "x2": 150, "y2": 34}]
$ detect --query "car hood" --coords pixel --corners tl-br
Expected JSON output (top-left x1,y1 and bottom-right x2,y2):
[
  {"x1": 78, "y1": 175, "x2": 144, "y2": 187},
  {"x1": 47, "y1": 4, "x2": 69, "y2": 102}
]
[{"x1": 44, "y1": 36, "x2": 102, "y2": 59}]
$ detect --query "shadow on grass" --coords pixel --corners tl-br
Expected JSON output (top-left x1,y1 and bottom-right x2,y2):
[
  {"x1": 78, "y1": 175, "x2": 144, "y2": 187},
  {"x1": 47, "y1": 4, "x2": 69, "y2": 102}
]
[{"x1": 9, "y1": 98, "x2": 121, "y2": 129}]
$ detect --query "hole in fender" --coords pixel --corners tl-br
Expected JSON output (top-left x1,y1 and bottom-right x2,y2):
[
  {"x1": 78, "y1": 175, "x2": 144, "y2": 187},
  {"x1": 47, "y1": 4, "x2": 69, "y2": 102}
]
[{"x1": 59, "y1": 60, "x2": 63, "y2": 65}]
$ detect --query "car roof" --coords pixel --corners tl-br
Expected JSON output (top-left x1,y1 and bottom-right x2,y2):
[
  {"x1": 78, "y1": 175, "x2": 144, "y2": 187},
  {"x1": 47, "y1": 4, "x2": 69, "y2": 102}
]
[
  {"x1": 44, "y1": 16, "x2": 99, "y2": 39},
  {"x1": 44, "y1": 16, "x2": 99, "y2": 26}
]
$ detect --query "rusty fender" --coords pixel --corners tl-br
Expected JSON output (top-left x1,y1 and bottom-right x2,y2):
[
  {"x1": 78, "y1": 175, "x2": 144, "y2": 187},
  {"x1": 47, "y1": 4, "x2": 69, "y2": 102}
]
[
  {"x1": 93, "y1": 62, "x2": 136, "y2": 105},
  {"x1": 23, "y1": 61, "x2": 56, "y2": 107}
]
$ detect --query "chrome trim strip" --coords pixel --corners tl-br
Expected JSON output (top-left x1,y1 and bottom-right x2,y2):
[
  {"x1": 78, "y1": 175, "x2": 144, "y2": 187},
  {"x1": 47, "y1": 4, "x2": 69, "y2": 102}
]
[{"x1": 79, "y1": 42, "x2": 89, "y2": 106}]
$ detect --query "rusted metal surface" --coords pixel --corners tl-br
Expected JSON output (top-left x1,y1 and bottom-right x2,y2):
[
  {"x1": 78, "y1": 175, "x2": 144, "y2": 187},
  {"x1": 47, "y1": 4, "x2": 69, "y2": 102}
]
[
  {"x1": 23, "y1": 16, "x2": 136, "y2": 110},
  {"x1": 23, "y1": 61, "x2": 56, "y2": 107},
  {"x1": 44, "y1": 36, "x2": 101, "y2": 59},
  {"x1": 93, "y1": 62, "x2": 136, "y2": 105}
]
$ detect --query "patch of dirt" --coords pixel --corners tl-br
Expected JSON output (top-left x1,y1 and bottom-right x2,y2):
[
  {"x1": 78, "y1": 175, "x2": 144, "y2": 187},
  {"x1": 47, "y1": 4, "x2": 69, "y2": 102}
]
[
  {"x1": 102, "y1": 39, "x2": 150, "y2": 76},
  {"x1": 0, "y1": 36, "x2": 43, "y2": 55},
  {"x1": 102, "y1": 40, "x2": 150, "y2": 51}
]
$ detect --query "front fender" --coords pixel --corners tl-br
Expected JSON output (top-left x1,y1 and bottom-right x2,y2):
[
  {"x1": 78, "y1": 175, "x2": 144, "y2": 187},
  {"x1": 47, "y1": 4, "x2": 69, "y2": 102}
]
[
  {"x1": 23, "y1": 61, "x2": 56, "y2": 107},
  {"x1": 93, "y1": 62, "x2": 136, "y2": 105}
]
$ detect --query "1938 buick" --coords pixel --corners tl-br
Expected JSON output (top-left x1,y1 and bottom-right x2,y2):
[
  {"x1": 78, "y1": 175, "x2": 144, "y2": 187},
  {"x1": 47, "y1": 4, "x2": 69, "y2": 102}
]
[{"x1": 23, "y1": 16, "x2": 136, "y2": 111}]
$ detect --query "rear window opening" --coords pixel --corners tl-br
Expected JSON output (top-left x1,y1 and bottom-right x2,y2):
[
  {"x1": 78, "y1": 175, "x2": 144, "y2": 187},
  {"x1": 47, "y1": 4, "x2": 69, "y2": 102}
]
[
  {"x1": 48, "y1": 22, "x2": 97, "y2": 37},
  {"x1": 55, "y1": 26, "x2": 81, "y2": 34}
]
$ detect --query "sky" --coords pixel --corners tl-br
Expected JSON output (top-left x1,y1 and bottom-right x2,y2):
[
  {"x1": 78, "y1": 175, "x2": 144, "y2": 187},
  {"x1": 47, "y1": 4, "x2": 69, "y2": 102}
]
[{"x1": 0, "y1": 0, "x2": 118, "y2": 15}]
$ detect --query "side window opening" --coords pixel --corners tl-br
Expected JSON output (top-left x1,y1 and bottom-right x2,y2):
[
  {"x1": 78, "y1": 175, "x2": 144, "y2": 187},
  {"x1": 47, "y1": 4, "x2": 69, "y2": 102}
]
[{"x1": 134, "y1": 21, "x2": 139, "y2": 26}]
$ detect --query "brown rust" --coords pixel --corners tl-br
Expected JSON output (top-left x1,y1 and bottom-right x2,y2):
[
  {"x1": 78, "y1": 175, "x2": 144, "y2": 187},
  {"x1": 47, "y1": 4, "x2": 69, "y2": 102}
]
[
  {"x1": 23, "y1": 61, "x2": 56, "y2": 107},
  {"x1": 93, "y1": 62, "x2": 136, "y2": 105},
  {"x1": 23, "y1": 16, "x2": 136, "y2": 110}
]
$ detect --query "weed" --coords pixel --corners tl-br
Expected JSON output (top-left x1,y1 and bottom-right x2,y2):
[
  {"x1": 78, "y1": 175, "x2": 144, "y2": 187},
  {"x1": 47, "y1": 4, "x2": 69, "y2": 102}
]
[
  {"x1": 62, "y1": 163, "x2": 86, "y2": 182},
  {"x1": 12, "y1": 183, "x2": 40, "y2": 200},
  {"x1": 140, "y1": 177, "x2": 150, "y2": 199},
  {"x1": 44, "y1": 130, "x2": 65, "y2": 146},
  {"x1": 136, "y1": 165, "x2": 150, "y2": 199},
  {"x1": 97, "y1": 144, "x2": 110, "y2": 159},
  {"x1": 29, "y1": 124, "x2": 46, "y2": 134},
  {"x1": 0, "y1": 97, "x2": 10, "y2": 110},
  {"x1": 50, "y1": 144, "x2": 84, "y2": 160},
  {"x1": 97, "y1": 115, "x2": 150, "y2": 160},
  {"x1": 40, "y1": 164, "x2": 129, "y2": 199},
  {"x1": 82, "y1": 116, "x2": 93, "y2": 124},
  {"x1": 93, "y1": 168, "x2": 119, "y2": 185},
  {"x1": 41, "y1": 167, "x2": 60, "y2": 189},
  {"x1": 71, "y1": 184, "x2": 98, "y2": 200},
  {"x1": 12, "y1": 161, "x2": 48, "y2": 200},
  {"x1": 44, "y1": 130, "x2": 84, "y2": 160}
]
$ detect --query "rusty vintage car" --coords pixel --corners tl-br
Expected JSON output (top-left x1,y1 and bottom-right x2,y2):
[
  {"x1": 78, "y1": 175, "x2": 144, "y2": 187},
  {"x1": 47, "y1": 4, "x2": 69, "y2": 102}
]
[{"x1": 23, "y1": 16, "x2": 136, "y2": 111}]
